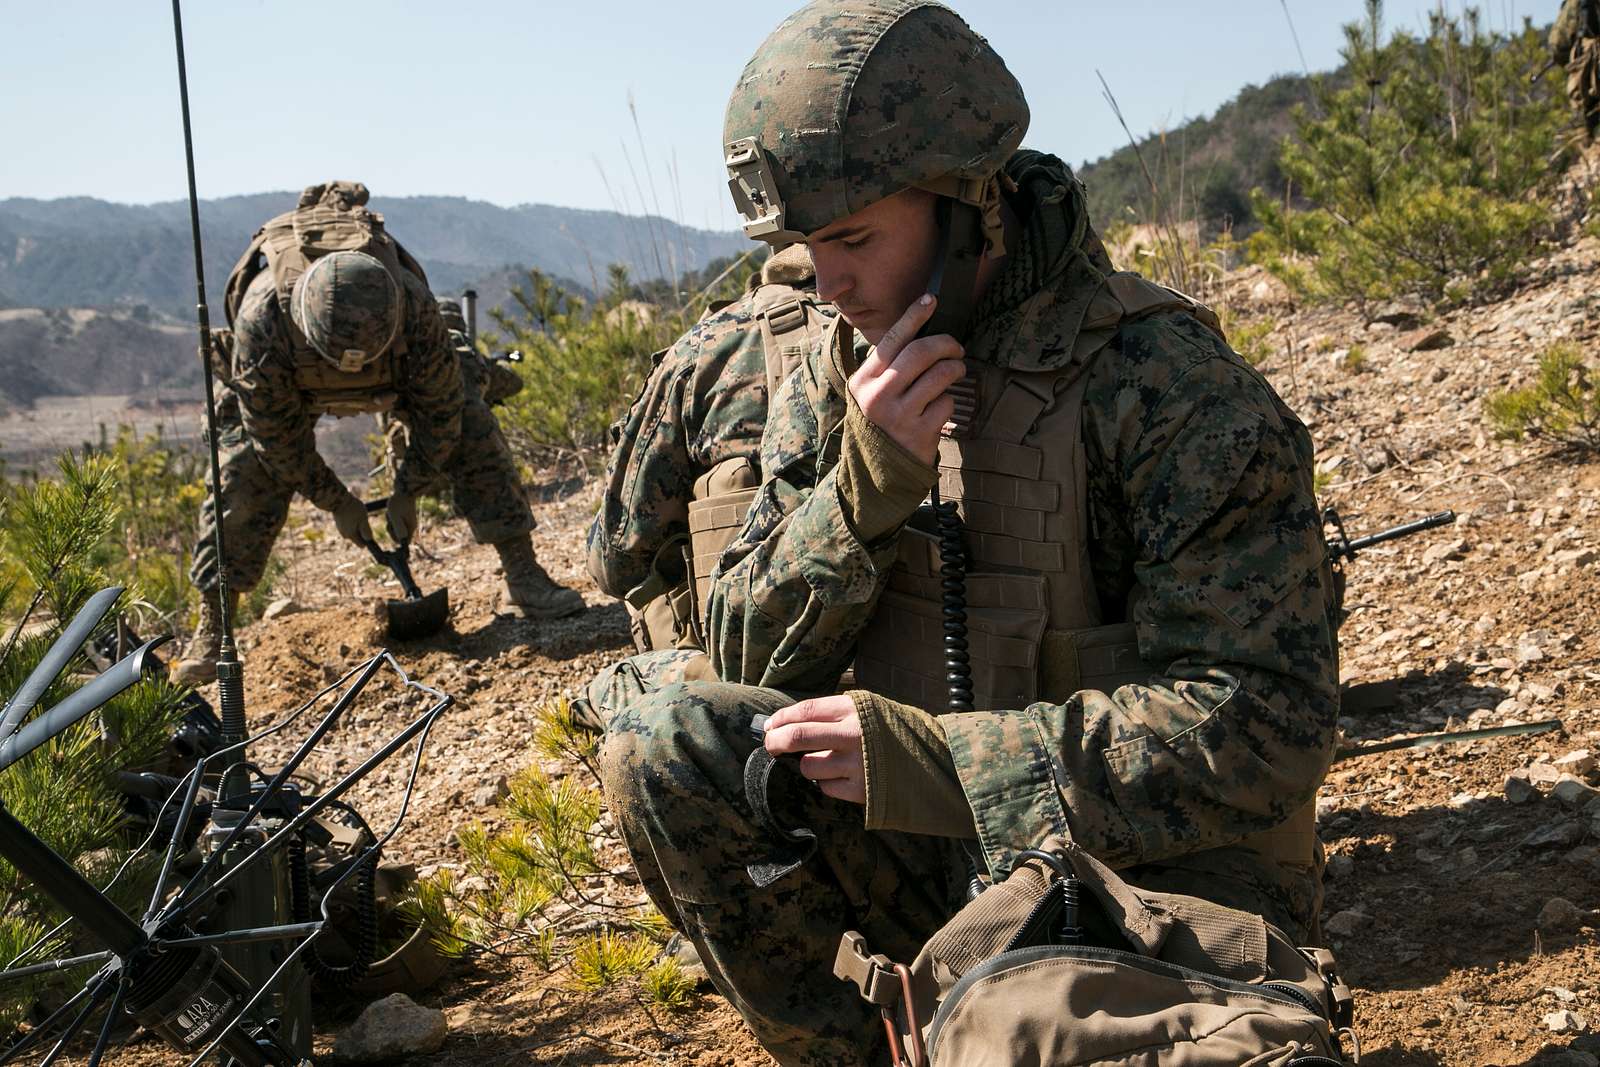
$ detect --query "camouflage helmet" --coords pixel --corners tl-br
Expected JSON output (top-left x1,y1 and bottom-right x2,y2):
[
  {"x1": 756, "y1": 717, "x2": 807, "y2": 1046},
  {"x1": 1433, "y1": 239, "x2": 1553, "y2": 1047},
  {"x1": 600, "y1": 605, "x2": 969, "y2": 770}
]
[
  {"x1": 289, "y1": 250, "x2": 402, "y2": 371},
  {"x1": 436, "y1": 297, "x2": 468, "y2": 335},
  {"x1": 724, "y1": 0, "x2": 1028, "y2": 249}
]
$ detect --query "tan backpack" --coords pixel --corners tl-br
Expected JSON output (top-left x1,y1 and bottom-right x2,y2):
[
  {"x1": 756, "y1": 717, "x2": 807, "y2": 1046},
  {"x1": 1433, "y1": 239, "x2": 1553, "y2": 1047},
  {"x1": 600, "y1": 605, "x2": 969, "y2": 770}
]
[
  {"x1": 836, "y1": 835, "x2": 1356, "y2": 1067},
  {"x1": 222, "y1": 181, "x2": 429, "y2": 337}
]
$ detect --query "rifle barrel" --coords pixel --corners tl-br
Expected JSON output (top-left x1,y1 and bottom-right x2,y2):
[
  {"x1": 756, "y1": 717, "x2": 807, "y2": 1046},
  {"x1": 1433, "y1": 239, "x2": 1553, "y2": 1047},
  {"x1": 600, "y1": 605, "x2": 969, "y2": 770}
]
[{"x1": 1341, "y1": 510, "x2": 1456, "y2": 556}]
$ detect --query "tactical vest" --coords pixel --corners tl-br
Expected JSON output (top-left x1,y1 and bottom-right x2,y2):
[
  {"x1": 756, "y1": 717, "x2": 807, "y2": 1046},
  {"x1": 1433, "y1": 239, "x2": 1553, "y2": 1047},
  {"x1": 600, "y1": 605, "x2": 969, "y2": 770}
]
[
  {"x1": 222, "y1": 182, "x2": 430, "y2": 418},
  {"x1": 627, "y1": 283, "x2": 831, "y2": 653},
  {"x1": 849, "y1": 272, "x2": 1318, "y2": 871}
]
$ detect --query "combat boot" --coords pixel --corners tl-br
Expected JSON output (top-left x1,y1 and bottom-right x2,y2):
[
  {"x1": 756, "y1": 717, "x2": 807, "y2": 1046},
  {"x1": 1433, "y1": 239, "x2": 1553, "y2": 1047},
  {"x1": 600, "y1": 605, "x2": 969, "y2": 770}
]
[
  {"x1": 172, "y1": 591, "x2": 239, "y2": 685},
  {"x1": 494, "y1": 536, "x2": 584, "y2": 619}
]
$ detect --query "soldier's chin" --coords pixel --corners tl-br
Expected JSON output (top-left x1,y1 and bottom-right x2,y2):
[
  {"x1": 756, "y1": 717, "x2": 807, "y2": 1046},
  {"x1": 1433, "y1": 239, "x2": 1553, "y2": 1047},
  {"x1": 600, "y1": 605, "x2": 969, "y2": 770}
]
[{"x1": 841, "y1": 310, "x2": 885, "y2": 346}]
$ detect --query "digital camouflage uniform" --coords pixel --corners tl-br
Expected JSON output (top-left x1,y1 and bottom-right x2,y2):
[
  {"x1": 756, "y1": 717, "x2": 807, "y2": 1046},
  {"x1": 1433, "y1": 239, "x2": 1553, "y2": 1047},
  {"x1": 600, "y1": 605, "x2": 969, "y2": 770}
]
[
  {"x1": 189, "y1": 268, "x2": 533, "y2": 595},
  {"x1": 579, "y1": 249, "x2": 835, "y2": 729},
  {"x1": 1552, "y1": 0, "x2": 1600, "y2": 141},
  {"x1": 596, "y1": 4, "x2": 1341, "y2": 1065},
  {"x1": 377, "y1": 298, "x2": 524, "y2": 491}
]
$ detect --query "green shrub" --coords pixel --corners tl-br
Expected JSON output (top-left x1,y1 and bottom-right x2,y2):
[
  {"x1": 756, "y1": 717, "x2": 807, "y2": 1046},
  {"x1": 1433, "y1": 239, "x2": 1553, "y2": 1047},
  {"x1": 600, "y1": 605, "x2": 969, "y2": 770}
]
[
  {"x1": 0, "y1": 454, "x2": 188, "y2": 1029},
  {"x1": 1485, "y1": 343, "x2": 1600, "y2": 453},
  {"x1": 642, "y1": 958, "x2": 697, "y2": 1010},
  {"x1": 1248, "y1": 1, "x2": 1565, "y2": 307},
  {"x1": 570, "y1": 929, "x2": 656, "y2": 990},
  {"x1": 486, "y1": 259, "x2": 750, "y2": 472}
]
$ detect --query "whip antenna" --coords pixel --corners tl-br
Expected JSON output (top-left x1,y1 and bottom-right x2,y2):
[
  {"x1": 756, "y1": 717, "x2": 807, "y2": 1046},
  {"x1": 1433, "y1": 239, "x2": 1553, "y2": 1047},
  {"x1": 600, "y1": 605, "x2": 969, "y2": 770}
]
[{"x1": 170, "y1": 0, "x2": 249, "y2": 802}]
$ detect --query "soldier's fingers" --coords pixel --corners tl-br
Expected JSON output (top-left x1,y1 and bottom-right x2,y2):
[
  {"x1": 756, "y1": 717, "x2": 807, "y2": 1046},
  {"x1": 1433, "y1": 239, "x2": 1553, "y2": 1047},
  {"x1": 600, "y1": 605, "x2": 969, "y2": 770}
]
[
  {"x1": 766, "y1": 695, "x2": 854, "y2": 729},
  {"x1": 871, "y1": 333, "x2": 964, "y2": 396},
  {"x1": 857, "y1": 294, "x2": 937, "y2": 378},
  {"x1": 897, "y1": 356, "x2": 967, "y2": 417},
  {"x1": 798, "y1": 749, "x2": 857, "y2": 782},
  {"x1": 765, "y1": 717, "x2": 860, "y2": 757},
  {"x1": 816, "y1": 775, "x2": 866, "y2": 805}
]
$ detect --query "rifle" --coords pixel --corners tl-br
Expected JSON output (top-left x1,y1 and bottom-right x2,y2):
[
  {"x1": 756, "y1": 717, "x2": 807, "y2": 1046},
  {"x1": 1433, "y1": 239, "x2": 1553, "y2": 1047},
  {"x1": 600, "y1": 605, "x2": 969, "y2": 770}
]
[
  {"x1": 1324, "y1": 507, "x2": 1455, "y2": 714},
  {"x1": 1324, "y1": 507, "x2": 1456, "y2": 563}
]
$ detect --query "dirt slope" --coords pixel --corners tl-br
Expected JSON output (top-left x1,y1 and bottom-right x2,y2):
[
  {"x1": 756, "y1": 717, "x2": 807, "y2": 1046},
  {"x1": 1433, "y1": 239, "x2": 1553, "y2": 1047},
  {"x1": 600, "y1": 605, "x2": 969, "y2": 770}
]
[{"x1": 152, "y1": 235, "x2": 1600, "y2": 1066}]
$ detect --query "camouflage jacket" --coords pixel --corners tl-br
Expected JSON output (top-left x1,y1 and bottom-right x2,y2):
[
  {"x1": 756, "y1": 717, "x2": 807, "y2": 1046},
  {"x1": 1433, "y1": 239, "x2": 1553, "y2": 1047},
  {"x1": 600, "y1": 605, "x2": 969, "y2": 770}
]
[
  {"x1": 585, "y1": 275, "x2": 834, "y2": 603},
  {"x1": 1553, "y1": 0, "x2": 1600, "y2": 62},
  {"x1": 705, "y1": 152, "x2": 1340, "y2": 881},
  {"x1": 229, "y1": 268, "x2": 462, "y2": 511}
]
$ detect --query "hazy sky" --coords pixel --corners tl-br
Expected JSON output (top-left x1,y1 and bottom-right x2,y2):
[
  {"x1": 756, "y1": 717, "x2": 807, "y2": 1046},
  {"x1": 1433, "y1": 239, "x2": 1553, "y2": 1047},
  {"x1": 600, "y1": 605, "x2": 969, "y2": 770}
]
[{"x1": 0, "y1": 1, "x2": 1561, "y2": 231}]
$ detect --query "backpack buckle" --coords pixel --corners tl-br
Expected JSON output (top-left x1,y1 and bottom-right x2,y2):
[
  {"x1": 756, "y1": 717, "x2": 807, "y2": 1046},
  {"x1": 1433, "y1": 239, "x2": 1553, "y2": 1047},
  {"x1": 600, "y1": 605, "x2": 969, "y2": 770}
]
[
  {"x1": 834, "y1": 932, "x2": 925, "y2": 1067},
  {"x1": 1311, "y1": 947, "x2": 1356, "y2": 1031}
]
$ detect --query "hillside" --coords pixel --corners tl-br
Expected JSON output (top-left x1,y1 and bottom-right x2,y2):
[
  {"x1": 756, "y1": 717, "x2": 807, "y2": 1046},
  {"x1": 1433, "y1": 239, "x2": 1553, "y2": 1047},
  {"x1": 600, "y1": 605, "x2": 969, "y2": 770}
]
[
  {"x1": 1078, "y1": 70, "x2": 1319, "y2": 237},
  {"x1": 0, "y1": 191, "x2": 745, "y2": 410},
  {"x1": 0, "y1": 191, "x2": 744, "y2": 318},
  {"x1": 0, "y1": 307, "x2": 198, "y2": 412}
]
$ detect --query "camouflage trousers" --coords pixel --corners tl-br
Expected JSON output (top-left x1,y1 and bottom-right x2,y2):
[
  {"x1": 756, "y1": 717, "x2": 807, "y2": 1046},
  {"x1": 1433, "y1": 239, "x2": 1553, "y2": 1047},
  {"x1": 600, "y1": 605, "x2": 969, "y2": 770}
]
[
  {"x1": 599, "y1": 679, "x2": 971, "y2": 1067},
  {"x1": 573, "y1": 649, "x2": 715, "y2": 732},
  {"x1": 189, "y1": 372, "x2": 533, "y2": 594}
]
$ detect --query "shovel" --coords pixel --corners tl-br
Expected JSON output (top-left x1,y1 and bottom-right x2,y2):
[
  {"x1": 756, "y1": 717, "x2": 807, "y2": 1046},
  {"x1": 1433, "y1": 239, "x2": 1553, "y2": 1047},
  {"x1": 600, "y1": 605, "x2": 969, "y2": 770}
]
[{"x1": 363, "y1": 539, "x2": 450, "y2": 640}]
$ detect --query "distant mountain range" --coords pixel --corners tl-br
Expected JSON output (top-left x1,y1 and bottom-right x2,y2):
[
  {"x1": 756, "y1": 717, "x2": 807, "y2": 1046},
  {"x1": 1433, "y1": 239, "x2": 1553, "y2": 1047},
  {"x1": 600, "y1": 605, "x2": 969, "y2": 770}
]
[
  {"x1": 0, "y1": 191, "x2": 745, "y2": 318},
  {"x1": 0, "y1": 190, "x2": 745, "y2": 410}
]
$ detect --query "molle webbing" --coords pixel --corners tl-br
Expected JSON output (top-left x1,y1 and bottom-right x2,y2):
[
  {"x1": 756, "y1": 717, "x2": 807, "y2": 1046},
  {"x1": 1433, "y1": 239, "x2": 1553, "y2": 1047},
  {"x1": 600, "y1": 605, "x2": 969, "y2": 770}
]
[
  {"x1": 680, "y1": 456, "x2": 762, "y2": 642},
  {"x1": 292, "y1": 353, "x2": 399, "y2": 417},
  {"x1": 688, "y1": 488, "x2": 760, "y2": 609}
]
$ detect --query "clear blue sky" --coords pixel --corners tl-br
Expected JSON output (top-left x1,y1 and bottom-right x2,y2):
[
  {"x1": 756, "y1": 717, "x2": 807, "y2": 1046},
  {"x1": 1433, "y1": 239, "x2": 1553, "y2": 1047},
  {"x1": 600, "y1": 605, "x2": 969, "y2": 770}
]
[{"x1": 0, "y1": 1, "x2": 1560, "y2": 232}]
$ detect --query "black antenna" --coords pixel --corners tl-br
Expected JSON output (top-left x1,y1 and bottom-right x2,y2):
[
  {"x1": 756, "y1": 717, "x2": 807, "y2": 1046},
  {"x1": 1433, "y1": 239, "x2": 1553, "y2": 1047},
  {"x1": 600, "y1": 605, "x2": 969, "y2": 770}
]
[{"x1": 170, "y1": 0, "x2": 249, "y2": 803}]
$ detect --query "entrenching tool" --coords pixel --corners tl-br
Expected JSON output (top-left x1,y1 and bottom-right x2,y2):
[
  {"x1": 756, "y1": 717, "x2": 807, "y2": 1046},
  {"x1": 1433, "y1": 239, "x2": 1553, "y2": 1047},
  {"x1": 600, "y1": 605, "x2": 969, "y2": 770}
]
[
  {"x1": 361, "y1": 497, "x2": 451, "y2": 638},
  {"x1": 363, "y1": 539, "x2": 450, "y2": 640}
]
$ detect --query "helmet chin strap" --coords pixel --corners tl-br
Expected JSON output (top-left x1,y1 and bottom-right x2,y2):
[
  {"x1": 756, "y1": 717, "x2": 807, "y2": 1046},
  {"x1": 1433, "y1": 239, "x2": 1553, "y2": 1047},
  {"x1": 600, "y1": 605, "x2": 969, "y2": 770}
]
[{"x1": 919, "y1": 197, "x2": 987, "y2": 342}]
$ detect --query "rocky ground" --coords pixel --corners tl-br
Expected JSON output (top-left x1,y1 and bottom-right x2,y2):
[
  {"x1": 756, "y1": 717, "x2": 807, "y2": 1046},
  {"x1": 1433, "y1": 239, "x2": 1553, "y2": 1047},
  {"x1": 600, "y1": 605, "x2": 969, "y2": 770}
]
[{"x1": 51, "y1": 234, "x2": 1600, "y2": 1066}]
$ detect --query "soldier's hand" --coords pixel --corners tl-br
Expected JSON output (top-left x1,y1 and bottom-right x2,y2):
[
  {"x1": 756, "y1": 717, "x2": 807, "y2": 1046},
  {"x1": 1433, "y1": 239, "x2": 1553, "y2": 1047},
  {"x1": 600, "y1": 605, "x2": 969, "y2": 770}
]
[
  {"x1": 761, "y1": 695, "x2": 865, "y2": 804},
  {"x1": 849, "y1": 294, "x2": 965, "y2": 465},
  {"x1": 386, "y1": 492, "x2": 418, "y2": 544},
  {"x1": 332, "y1": 494, "x2": 375, "y2": 548}
]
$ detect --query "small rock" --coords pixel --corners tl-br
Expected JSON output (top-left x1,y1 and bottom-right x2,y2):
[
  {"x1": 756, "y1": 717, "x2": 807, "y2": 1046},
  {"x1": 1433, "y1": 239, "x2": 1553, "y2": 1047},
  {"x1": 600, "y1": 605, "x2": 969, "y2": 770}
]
[
  {"x1": 1565, "y1": 845, "x2": 1600, "y2": 872},
  {"x1": 333, "y1": 993, "x2": 447, "y2": 1062},
  {"x1": 1539, "y1": 897, "x2": 1585, "y2": 934},
  {"x1": 1556, "y1": 750, "x2": 1597, "y2": 777},
  {"x1": 1372, "y1": 307, "x2": 1422, "y2": 329},
  {"x1": 1551, "y1": 987, "x2": 1581, "y2": 1003},
  {"x1": 1448, "y1": 791, "x2": 1479, "y2": 809},
  {"x1": 1424, "y1": 539, "x2": 1469, "y2": 564},
  {"x1": 471, "y1": 784, "x2": 499, "y2": 807},
  {"x1": 1529, "y1": 821, "x2": 1586, "y2": 848},
  {"x1": 1323, "y1": 909, "x2": 1374, "y2": 938},
  {"x1": 1530, "y1": 762, "x2": 1564, "y2": 785},
  {"x1": 1553, "y1": 548, "x2": 1599, "y2": 567},
  {"x1": 1325, "y1": 853, "x2": 1355, "y2": 881},
  {"x1": 1546, "y1": 1009, "x2": 1588, "y2": 1033},
  {"x1": 262, "y1": 597, "x2": 301, "y2": 620},
  {"x1": 1401, "y1": 326, "x2": 1455, "y2": 351},
  {"x1": 1554, "y1": 776, "x2": 1600, "y2": 809},
  {"x1": 663, "y1": 933, "x2": 712, "y2": 987},
  {"x1": 1429, "y1": 365, "x2": 1448, "y2": 383},
  {"x1": 1506, "y1": 770, "x2": 1538, "y2": 804}
]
